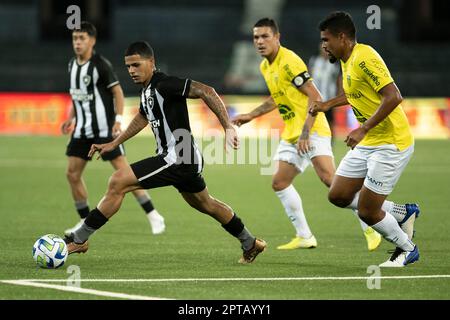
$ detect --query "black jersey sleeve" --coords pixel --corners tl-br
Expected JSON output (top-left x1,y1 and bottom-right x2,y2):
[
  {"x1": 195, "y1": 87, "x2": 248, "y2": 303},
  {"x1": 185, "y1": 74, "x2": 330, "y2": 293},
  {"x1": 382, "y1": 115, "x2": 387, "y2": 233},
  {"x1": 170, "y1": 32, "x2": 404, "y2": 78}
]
[
  {"x1": 96, "y1": 55, "x2": 120, "y2": 89},
  {"x1": 156, "y1": 76, "x2": 191, "y2": 98}
]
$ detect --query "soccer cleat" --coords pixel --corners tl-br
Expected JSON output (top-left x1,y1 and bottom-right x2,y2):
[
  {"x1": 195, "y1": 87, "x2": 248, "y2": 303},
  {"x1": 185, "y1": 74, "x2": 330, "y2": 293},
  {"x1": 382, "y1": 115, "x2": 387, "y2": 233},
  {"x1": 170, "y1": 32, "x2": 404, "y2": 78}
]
[
  {"x1": 399, "y1": 203, "x2": 420, "y2": 240},
  {"x1": 64, "y1": 218, "x2": 86, "y2": 237},
  {"x1": 277, "y1": 235, "x2": 317, "y2": 250},
  {"x1": 64, "y1": 234, "x2": 89, "y2": 255},
  {"x1": 238, "y1": 238, "x2": 267, "y2": 264},
  {"x1": 364, "y1": 227, "x2": 382, "y2": 251},
  {"x1": 147, "y1": 210, "x2": 166, "y2": 235},
  {"x1": 379, "y1": 245, "x2": 419, "y2": 267}
]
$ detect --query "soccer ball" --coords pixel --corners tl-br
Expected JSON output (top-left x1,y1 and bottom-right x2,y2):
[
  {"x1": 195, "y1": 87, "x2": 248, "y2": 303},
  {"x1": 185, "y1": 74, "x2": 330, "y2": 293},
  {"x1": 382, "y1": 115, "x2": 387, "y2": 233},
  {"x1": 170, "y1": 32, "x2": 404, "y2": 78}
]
[{"x1": 32, "y1": 234, "x2": 68, "y2": 269}]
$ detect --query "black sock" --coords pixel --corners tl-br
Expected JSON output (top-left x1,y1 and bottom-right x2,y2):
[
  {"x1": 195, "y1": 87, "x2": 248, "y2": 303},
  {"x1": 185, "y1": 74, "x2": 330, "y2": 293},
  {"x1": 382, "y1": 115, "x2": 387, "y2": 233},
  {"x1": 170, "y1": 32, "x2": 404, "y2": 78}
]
[
  {"x1": 222, "y1": 213, "x2": 256, "y2": 251},
  {"x1": 84, "y1": 208, "x2": 109, "y2": 230},
  {"x1": 222, "y1": 214, "x2": 244, "y2": 237},
  {"x1": 141, "y1": 200, "x2": 155, "y2": 214},
  {"x1": 75, "y1": 203, "x2": 90, "y2": 219},
  {"x1": 136, "y1": 195, "x2": 155, "y2": 214}
]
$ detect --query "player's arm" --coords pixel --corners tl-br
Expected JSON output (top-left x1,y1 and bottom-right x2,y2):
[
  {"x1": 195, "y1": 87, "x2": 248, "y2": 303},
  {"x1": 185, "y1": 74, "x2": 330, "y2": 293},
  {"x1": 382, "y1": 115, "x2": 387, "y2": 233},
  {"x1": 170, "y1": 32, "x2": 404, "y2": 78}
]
[
  {"x1": 188, "y1": 80, "x2": 239, "y2": 150},
  {"x1": 231, "y1": 97, "x2": 278, "y2": 126},
  {"x1": 296, "y1": 80, "x2": 323, "y2": 154},
  {"x1": 110, "y1": 84, "x2": 125, "y2": 137},
  {"x1": 61, "y1": 105, "x2": 75, "y2": 134},
  {"x1": 345, "y1": 82, "x2": 402, "y2": 149},
  {"x1": 309, "y1": 93, "x2": 348, "y2": 116},
  {"x1": 89, "y1": 112, "x2": 148, "y2": 159}
]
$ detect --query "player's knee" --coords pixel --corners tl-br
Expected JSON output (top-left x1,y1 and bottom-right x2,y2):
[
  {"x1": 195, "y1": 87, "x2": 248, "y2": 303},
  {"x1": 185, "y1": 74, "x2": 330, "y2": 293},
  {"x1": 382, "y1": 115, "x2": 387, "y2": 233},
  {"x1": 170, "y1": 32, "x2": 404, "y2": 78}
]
[
  {"x1": 272, "y1": 179, "x2": 289, "y2": 192},
  {"x1": 66, "y1": 169, "x2": 81, "y2": 183},
  {"x1": 107, "y1": 171, "x2": 127, "y2": 195},
  {"x1": 357, "y1": 207, "x2": 378, "y2": 225},
  {"x1": 328, "y1": 191, "x2": 351, "y2": 208}
]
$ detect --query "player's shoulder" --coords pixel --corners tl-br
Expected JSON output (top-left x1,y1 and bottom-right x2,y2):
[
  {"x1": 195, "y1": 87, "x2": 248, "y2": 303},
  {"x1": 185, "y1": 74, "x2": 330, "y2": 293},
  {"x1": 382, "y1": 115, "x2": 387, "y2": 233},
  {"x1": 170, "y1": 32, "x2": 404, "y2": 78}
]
[
  {"x1": 153, "y1": 71, "x2": 177, "y2": 88},
  {"x1": 92, "y1": 53, "x2": 114, "y2": 69},
  {"x1": 354, "y1": 43, "x2": 383, "y2": 62},
  {"x1": 280, "y1": 46, "x2": 306, "y2": 65}
]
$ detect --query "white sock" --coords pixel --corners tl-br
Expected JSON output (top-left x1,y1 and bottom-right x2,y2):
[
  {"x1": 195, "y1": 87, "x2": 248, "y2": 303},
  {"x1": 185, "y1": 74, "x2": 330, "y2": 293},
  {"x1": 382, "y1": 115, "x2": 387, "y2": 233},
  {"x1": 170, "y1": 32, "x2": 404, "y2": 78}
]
[
  {"x1": 381, "y1": 200, "x2": 408, "y2": 222},
  {"x1": 352, "y1": 209, "x2": 370, "y2": 231},
  {"x1": 349, "y1": 192, "x2": 406, "y2": 223},
  {"x1": 275, "y1": 185, "x2": 312, "y2": 239},
  {"x1": 371, "y1": 212, "x2": 415, "y2": 251}
]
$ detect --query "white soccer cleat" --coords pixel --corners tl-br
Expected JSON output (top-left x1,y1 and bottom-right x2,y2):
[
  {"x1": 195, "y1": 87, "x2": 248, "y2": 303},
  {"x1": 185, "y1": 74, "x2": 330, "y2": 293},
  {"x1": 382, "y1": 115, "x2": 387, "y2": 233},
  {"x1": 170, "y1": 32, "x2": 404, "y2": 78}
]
[
  {"x1": 64, "y1": 218, "x2": 86, "y2": 237},
  {"x1": 379, "y1": 246, "x2": 420, "y2": 268},
  {"x1": 147, "y1": 210, "x2": 165, "y2": 235}
]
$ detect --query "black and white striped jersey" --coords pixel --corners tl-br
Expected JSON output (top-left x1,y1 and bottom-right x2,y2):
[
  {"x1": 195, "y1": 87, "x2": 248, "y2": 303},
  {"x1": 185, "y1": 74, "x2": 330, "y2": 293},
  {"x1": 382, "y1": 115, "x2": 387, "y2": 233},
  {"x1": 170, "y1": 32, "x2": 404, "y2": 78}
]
[
  {"x1": 68, "y1": 53, "x2": 120, "y2": 139},
  {"x1": 139, "y1": 71, "x2": 203, "y2": 172}
]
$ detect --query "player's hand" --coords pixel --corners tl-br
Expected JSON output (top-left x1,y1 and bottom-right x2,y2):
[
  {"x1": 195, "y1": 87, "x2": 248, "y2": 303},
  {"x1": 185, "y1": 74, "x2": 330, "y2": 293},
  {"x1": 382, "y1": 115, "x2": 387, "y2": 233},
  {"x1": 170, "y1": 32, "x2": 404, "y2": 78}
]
[
  {"x1": 231, "y1": 114, "x2": 253, "y2": 127},
  {"x1": 61, "y1": 119, "x2": 74, "y2": 135},
  {"x1": 88, "y1": 142, "x2": 117, "y2": 160},
  {"x1": 112, "y1": 122, "x2": 122, "y2": 138},
  {"x1": 345, "y1": 126, "x2": 368, "y2": 149},
  {"x1": 309, "y1": 101, "x2": 329, "y2": 116},
  {"x1": 225, "y1": 126, "x2": 240, "y2": 151},
  {"x1": 297, "y1": 133, "x2": 311, "y2": 155}
]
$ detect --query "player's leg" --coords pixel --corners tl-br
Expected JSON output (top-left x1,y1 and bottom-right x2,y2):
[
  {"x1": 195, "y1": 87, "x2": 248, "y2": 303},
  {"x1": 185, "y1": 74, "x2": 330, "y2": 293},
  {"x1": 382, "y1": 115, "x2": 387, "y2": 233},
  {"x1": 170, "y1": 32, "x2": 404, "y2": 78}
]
[
  {"x1": 65, "y1": 164, "x2": 142, "y2": 253},
  {"x1": 358, "y1": 186, "x2": 418, "y2": 267},
  {"x1": 110, "y1": 155, "x2": 165, "y2": 235},
  {"x1": 311, "y1": 154, "x2": 381, "y2": 251},
  {"x1": 348, "y1": 190, "x2": 419, "y2": 237},
  {"x1": 360, "y1": 145, "x2": 418, "y2": 266},
  {"x1": 64, "y1": 138, "x2": 91, "y2": 236},
  {"x1": 65, "y1": 155, "x2": 174, "y2": 254},
  {"x1": 273, "y1": 160, "x2": 317, "y2": 249},
  {"x1": 180, "y1": 188, "x2": 266, "y2": 264}
]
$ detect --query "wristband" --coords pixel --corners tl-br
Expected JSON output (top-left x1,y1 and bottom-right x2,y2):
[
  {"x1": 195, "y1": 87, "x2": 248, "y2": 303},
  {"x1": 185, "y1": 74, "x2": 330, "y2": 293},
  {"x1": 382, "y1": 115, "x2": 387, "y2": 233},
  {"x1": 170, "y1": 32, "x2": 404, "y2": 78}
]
[{"x1": 115, "y1": 115, "x2": 123, "y2": 124}]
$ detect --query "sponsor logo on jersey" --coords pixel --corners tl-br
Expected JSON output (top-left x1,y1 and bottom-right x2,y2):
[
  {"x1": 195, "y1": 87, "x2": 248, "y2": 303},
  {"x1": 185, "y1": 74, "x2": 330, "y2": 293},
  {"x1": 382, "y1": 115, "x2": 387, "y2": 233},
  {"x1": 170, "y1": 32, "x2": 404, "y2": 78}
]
[
  {"x1": 150, "y1": 119, "x2": 160, "y2": 128},
  {"x1": 358, "y1": 61, "x2": 381, "y2": 86},
  {"x1": 70, "y1": 88, "x2": 93, "y2": 101},
  {"x1": 278, "y1": 104, "x2": 295, "y2": 121},
  {"x1": 346, "y1": 91, "x2": 363, "y2": 100},
  {"x1": 351, "y1": 105, "x2": 367, "y2": 122}
]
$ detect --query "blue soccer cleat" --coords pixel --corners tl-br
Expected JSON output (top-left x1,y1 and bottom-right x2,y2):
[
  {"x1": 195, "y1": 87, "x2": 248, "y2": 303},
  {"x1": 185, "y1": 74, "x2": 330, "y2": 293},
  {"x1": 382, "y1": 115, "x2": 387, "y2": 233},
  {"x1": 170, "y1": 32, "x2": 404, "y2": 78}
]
[
  {"x1": 379, "y1": 245, "x2": 420, "y2": 267},
  {"x1": 399, "y1": 203, "x2": 420, "y2": 240}
]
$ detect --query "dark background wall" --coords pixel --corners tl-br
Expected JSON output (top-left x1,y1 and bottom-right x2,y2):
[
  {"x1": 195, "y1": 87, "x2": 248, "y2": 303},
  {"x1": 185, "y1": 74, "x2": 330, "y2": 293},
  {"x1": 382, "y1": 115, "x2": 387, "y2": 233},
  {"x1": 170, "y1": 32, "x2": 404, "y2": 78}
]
[{"x1": 0, "y1": 0, "x2": 449, "y2": 96}]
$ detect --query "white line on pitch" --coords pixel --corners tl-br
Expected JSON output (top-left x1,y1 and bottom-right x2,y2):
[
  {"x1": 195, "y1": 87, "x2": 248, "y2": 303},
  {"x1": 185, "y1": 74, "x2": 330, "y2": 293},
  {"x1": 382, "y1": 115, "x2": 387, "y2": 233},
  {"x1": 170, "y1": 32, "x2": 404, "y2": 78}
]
[
  {"x1": 0, "y1": 280, "x2": 172, "y2": 300},
  {"x1": 3, "y1": 275, "x2": 450, "y2": 282}
]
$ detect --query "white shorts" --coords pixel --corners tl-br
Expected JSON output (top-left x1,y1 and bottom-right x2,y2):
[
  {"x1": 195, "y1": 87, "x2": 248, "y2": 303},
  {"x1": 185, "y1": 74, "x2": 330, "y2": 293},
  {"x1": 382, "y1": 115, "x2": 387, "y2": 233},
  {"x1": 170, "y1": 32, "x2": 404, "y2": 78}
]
[
  {"x1": 273, "y1": 134, "x2": 333, "y2": 173},
  {"x1": 335, "y1": 144, "x2": 414, "y2": 195}
]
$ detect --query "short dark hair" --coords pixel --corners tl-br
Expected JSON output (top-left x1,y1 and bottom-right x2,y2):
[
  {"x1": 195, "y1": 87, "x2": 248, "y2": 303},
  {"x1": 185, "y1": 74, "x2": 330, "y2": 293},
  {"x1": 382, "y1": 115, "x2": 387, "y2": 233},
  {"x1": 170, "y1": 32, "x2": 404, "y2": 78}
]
[
  {"x1": 254, "y1": 17, "x2": 279, "y2": 34},
  {"x1": 73, "y1": 21, "x2": 97, "y2": 38},
  {"x1": 125, "y1": 41, "x2": 154, "y2": 59},
  {"x1": 319, "y1": 11, "x2": 356, "y2": 40}
]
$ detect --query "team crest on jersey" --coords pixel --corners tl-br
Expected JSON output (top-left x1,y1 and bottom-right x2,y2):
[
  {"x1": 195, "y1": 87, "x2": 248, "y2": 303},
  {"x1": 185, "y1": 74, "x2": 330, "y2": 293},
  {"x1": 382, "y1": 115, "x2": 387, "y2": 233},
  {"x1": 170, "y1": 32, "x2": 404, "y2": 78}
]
[
  {"x1": 347, "y1": 75, "x2": 351, "y2": 87},
  {"x1": 146, "y1": 96, "x2": 154, "y2": 109},
  {"x1": 83, "y1": 75, "x2": 91, "y2": 86}
]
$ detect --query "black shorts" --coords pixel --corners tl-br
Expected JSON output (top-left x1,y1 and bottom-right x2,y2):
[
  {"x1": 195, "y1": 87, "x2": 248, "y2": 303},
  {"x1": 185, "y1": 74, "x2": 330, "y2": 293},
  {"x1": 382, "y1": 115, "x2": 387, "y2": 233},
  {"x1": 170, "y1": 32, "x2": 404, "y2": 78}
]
[
  {"x1": 66, "y1": 137, "x2": 125, "y2": 161},
  {"x1": 131, "y1": 155, "x2": 206, "y2": 193}
]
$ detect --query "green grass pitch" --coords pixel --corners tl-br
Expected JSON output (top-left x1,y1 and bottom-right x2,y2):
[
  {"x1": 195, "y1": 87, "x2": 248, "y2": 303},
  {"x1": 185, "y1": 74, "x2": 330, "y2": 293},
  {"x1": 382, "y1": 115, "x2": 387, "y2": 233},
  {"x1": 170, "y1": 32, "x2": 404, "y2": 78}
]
[{"x1": 0, "y1": 135, "x2": 449, "y2": 299}]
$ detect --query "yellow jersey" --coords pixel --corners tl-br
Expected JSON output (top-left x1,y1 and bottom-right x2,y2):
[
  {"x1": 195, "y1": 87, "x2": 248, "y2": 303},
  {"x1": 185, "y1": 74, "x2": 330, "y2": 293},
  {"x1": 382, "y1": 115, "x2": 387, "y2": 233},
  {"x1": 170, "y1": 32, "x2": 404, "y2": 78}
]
[
  {"x1": 260, "y1": 46, "x2": 331, "y2": 144},
  {"x1": 341, "y1": 43, "x2": 413, "y2": 150}
]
